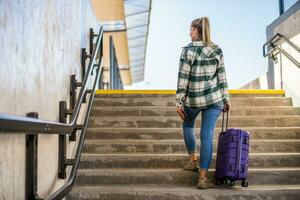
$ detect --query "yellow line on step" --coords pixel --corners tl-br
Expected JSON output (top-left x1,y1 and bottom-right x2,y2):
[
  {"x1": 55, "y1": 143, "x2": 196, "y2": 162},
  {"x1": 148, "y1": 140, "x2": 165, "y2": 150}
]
[
  {"x1": 229, "y1": 89, "x2": 285, "y2": 95},
  {"x1": 95, "y1": 89, "x2": 285, "y2": 95},
  {"x1": 95, "y1": 90, "x2": 176, "y2": 94}
]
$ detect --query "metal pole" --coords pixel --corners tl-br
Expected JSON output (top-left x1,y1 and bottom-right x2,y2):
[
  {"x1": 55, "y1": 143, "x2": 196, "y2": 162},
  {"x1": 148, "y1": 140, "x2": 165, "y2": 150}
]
[
  {"x1": 114, "y1": 56, "x2": 117, "y2": 89},
  {"x1": 109, "y1": 35, "x2": 114, "y2": 89},
  {"x1": 279, "y1": 45, "x2": 283, "y2": 89},
  {"x1": 279, "y1": 0, "x2": 285, "y2": 15}
]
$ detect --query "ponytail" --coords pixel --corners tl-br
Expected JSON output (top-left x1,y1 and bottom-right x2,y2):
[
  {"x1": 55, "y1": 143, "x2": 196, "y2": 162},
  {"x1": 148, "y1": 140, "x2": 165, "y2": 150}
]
[
  {"x1": 191, "y1": 17, "x2": 214, "y2": 46},
  {"x1": 201, "y1": 17, "x2": 213, "y2": 46}
]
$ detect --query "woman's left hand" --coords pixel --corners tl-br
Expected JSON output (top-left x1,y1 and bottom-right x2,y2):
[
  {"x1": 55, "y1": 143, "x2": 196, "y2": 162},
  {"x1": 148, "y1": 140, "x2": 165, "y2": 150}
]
[{"x1": 223, "y1": 101, "x2": 231, "y2": 112}]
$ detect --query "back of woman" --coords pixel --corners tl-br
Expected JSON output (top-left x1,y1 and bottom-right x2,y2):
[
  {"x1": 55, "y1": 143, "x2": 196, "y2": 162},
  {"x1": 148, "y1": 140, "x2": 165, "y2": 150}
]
[
  {"x1": 175, "y1": 17, "x2": 231, "y2": 189},
  {"x1": 177, "y1": 41, "x2": 228, "y2": 108},
  {"x1": 176, "y1": 17, "x2": 229, "y2": 108}
]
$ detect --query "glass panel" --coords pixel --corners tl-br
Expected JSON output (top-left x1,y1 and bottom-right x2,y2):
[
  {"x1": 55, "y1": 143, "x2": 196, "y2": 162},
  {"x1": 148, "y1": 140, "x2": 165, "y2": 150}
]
[{"x1": 124, "y1": 0, "x2": 151, "y2": 83}]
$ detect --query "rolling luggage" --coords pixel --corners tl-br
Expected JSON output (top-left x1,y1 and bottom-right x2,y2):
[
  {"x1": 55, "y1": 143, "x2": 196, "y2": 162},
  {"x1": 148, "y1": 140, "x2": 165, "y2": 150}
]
[{"x1": 215, "y1": 111, "x2": 250, "y2": 187}]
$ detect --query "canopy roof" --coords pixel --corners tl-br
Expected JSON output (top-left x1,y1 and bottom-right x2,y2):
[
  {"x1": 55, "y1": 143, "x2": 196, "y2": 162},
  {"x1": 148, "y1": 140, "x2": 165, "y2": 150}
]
[{"x1": 124, "y1": 0, "x2": 152, "y2": 83}]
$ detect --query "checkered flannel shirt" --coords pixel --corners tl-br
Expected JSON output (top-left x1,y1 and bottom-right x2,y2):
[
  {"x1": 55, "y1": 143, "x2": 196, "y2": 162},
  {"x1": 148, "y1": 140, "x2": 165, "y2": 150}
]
[{"x1": 176, "y1": 41, "x2": 230, "y2": 108}]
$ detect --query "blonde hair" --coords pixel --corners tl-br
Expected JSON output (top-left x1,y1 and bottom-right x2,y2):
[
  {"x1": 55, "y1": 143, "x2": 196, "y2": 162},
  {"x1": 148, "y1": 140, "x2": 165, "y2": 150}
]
[{"x1": 191, "y1": 17, "x2": 214, "y2": 46}]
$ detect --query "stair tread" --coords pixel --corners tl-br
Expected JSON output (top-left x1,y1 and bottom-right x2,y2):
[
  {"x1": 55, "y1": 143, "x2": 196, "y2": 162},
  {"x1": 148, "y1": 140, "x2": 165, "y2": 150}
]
[
  {"x1": 77, "y1": 167, "x2": 300, "y2": 173},
  {"x1": 74, "y1": 168, "x2": 300, "y2": 187},
  {"x1": 71, "y1": 184, "x2": 300, "y2": 191},
  {"x1": 94, "y1": 96, "x2": 289, "y2": 98},
  {"x1": 73, "y1": 93, "x2": 300, "y2": 199},
  {"x1": 84, "y1": 139, "x2": 300, "y2": 143},
  {"x1": 81, "y1": 152, "x2": 300, "y2": 157},
  {"x1": 87, "y1": 127, "x2": 300, "y2": 130},
  {"x1": 93, "y1": 97, "x2": 290, "y2": 101},
  {"x1": 92, "y1": 105, "x2": 298, "y2": 108},
  {"x1": 89, "y1": 115, "x2": 300, "y2": 119},
  {"x1": 68, "y1": 185, "x2": 300, "y2": 200}
]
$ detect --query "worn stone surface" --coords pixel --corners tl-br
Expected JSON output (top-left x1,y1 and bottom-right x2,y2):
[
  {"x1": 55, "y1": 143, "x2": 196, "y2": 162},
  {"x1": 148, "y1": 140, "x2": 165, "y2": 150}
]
[
  {"x1": 92, "y1": 97, "x2": 293, "y2": 107},
  {"x1": 75, "y1": 168, "x2": 300, "y2": 185},
  {"x1": 82, "y1": 139, "x2": 300, "y2": 154},
  {"x1": 86, "y1": 127, "x2": 300, "y2": 140},
  {"x1": 78, "y1": 153, "x2": 300, "y2": 169},
  {"x1": 94, "y1": 93, "x2": 285, "y2": 98},
  {"x1": 68, "y1": 93, "x2": 300, "y2": 199},
  {"x1": 90, "y1": 106, "x2": 300, "y2": 116},
  {"x1": 68, "y1": 185, "x2": 300, "y2": 200},
  {"x1": 88, "y1": 116, "x2": 300, "y2": 128}
]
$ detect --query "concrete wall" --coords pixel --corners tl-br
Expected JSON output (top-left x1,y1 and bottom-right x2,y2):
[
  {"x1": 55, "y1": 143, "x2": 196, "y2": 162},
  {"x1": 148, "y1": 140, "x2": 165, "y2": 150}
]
[
  {"x1": 239, "y1": 73, "x2": 268, "y2": 89},
  {"x1": 272, "y1": 19, "x2": 300, "y2": 106},
  {"x1": 266, "y1": 1, "x2": 300, "y2": 89},
  {"x1": 241, "y1": 1, "x2": 300, "y2": 106},
  {"x1": 0, "y1": 0, "x2": 98, "y2": 199}
]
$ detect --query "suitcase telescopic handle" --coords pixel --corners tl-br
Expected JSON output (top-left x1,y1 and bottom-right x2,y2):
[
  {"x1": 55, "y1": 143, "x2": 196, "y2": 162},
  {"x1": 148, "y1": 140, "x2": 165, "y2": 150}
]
[{"x1": 221, "y1": 111, "x2": 229, "y2": 134}]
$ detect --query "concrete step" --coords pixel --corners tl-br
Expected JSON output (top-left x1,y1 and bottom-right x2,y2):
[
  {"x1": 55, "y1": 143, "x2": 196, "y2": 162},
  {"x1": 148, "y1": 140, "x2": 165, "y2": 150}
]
[
  {"x1": 68, "y1": 185, "x2": 300, "y2": 200},
  {"x1": 75, "y1": 168, "x2": 300, "y2": 186},
  {"x1": 86, "y1": 127, "x2": 300, "y2": 140},
  {"x1": 88, "y1": 116, "x2": 300, "y2": 128},
  {"x1": 82, "y1": 139, "x2": 300, "y2": 154},
  {"x1": 94, "y1": 92, "x2": 285, "y2": 98},
  {"x1": 79, "y1": 153, "x2": 300, "y2": 169},
  {"x1": 91, "y1": 106, "x2": 300, "y2": 117},
  {"x1": 92, "y1": 97, "x2": 292, "y2": 107}
]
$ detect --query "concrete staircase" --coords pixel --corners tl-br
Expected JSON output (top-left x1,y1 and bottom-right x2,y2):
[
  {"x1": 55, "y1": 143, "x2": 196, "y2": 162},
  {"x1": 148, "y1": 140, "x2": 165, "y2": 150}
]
[{"x1": 68, "y1": 91, "x2": 300, "y2": 200}]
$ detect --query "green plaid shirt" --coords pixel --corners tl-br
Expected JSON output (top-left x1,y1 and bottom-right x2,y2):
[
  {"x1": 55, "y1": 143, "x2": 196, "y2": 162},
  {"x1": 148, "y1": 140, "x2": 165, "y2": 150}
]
[{"x1": 176, "y1": 41, "x2": 229, "y2": 108}]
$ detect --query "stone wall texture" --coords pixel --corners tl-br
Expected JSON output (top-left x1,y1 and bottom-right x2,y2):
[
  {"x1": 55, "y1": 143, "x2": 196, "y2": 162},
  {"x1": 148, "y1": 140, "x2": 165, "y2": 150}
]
[{"x1": 0, "y1": 0, "x2": 98, "y2": 199}]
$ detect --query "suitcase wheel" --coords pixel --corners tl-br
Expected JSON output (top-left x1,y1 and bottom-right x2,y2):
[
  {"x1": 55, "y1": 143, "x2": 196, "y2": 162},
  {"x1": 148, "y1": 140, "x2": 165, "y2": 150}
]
[
  {"x1": 215, "y1": 178, "x2": 222, "y2": 185},
  {"x1": 225, "y1": 178, "x2": 235, "y2": 186},
  {"x1": 229, "y1": 180, "x2": 235, "y2": 186},
  {"x1": 241, "y1": 180, "x2": 248, "y2": 187},
  {"x1": 223, "y1": 178, "x2": 228, "y2": 185}
]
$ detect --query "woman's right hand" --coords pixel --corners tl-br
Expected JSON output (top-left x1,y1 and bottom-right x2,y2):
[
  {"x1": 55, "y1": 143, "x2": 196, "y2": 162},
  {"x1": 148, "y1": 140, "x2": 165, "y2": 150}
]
[
  {"x1": 223, "y1": 101, "x2": 231, "y2": 112},
  {"x1": 176, "y1": 106, "x2": 187, "y2": 121}
]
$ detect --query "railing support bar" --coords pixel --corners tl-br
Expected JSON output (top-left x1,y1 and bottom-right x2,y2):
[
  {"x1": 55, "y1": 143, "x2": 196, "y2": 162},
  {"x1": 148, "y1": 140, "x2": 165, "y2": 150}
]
[
  {"x1": 25, "y1": 112, "x2": 40, "y2": 200},
  {"x1": 58, "y1": 101, "x2": 67, "y2": 179}
]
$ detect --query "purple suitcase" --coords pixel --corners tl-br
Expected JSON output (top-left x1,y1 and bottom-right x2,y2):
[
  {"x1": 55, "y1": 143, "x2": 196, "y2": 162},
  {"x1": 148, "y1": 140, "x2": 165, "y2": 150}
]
[{"x1": 215, "y1": 111, "x2": 250, "y2": 187}]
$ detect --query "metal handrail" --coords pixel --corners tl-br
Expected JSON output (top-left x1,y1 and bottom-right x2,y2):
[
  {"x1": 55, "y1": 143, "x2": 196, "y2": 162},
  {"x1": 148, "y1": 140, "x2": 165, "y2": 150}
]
[
  {"x1": 0, "y1": 26, "x2": 104, "y2": 200},
  {"x1": 263, "y1": 33, "x2": 300, "y2": 68},
  {"x1": 46, "y1": 59, "x2": 103, "y2": 200},
  {"x1": 0, "y1": 27, "x2": 104, "y2": 134}
]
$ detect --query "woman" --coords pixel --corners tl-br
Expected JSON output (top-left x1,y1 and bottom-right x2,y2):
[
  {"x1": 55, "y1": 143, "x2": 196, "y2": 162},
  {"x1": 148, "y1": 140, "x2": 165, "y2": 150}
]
[{"x1": 175, "y1": 17, "x2": 231, "y2": 189}]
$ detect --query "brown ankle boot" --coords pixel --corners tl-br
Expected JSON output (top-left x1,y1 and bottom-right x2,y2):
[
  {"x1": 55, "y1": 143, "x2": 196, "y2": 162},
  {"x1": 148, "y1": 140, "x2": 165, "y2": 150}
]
[
  {"x1": 197, "y1": 177, "x2": 214, "y2": 189},
  {"x1": 183, "y1": 159, "x2": 199, "y2": 171}
]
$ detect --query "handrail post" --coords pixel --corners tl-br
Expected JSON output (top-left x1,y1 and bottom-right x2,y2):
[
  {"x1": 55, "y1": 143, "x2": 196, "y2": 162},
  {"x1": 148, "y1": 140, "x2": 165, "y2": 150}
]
[
  {"x1": 90, "y1": 28, "x2": 98, "y2": 55},
  {"x1": 58, "y1": 101, "x2": 67, "y2": 179},
  {"x1": 81, "y1": 48, "x2": 87, "y2": 81},
  {"x1": 98, "y1": 33, "x2": 104, "y2": 89},
  {"x1": 25, "y1": 112, "x2": 40, "y2": 200},
  {"x1": 69, "y1": 75, "x2": 77, "y2": 141}
]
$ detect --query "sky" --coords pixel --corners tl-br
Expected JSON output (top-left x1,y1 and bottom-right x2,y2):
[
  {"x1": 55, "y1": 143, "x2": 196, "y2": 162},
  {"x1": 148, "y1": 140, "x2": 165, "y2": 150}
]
[{"x1": 125, "y1": 0, "x2": 297, "y2": 90}]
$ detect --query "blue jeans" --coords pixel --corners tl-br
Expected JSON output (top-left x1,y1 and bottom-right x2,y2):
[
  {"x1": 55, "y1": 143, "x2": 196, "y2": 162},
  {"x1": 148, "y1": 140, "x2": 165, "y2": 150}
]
[{"x1": 182, "y1": 103, "x2": 223, "y2": 170}]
